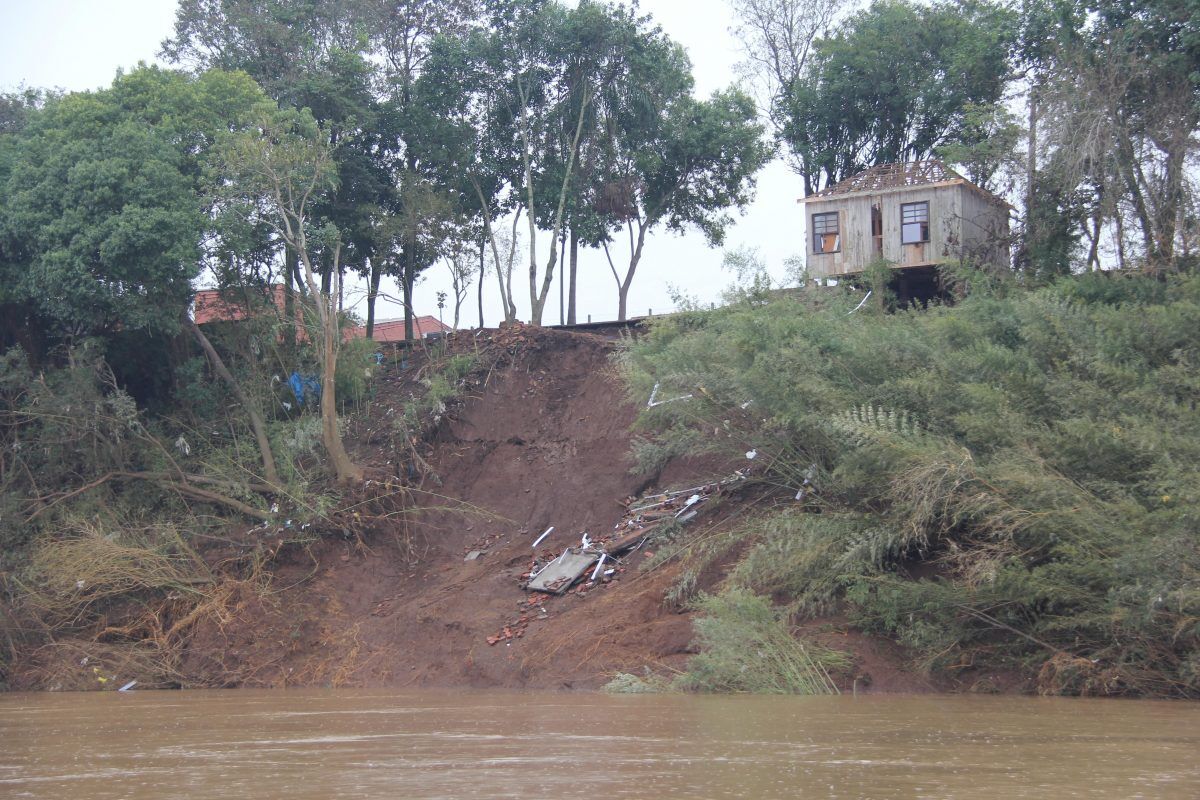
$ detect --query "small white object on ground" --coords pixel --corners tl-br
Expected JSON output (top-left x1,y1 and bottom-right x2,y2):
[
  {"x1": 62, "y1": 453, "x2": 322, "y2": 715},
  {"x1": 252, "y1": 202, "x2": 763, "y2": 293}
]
[{"x1": 532, "y1": 527, "x2": 554, "y2": 548}]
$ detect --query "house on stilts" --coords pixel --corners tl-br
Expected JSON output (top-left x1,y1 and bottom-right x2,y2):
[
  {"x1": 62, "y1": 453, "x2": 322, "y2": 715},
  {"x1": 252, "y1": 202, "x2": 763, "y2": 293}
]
[{"x1": 800, "y1": 160, "x2": 1011, "y2": 300}]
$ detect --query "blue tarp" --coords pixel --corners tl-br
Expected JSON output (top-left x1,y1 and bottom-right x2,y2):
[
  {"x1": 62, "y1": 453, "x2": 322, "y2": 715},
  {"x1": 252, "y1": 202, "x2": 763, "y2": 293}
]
[{"x1": 288, "y1": 372, "x2": 321, "y2": 406}]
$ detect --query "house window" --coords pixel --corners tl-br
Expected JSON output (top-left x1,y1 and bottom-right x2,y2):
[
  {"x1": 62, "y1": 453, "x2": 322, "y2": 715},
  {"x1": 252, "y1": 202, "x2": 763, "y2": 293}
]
[
  {"x1": 901, "y1": 201, "x2": 929, "y2": 244},
  {"x1": 812, "y1": 211, "x2": 840, "y2": 254}
]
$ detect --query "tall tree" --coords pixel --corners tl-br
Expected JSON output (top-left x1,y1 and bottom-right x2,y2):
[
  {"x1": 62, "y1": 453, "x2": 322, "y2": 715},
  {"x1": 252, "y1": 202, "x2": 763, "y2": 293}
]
[
  {"x1": 596, "y1": 89, "x2": 771, "y2": 320},
  {"x1": 0, "y1": 67, "x2": 284, "y2": 484},
  {"x1": 1026, "y1": 0, "x2": 1200, "y2": 271},
  {"x1": 162, "y1": 0, "x2": 390, "y2": 330},
  {"x1": 727, "y1": 0, "x2": 851, "y2": 176},
  {"x1": 218, "y1": 106, "x2": 364, "y2": 484},
  {"x1": 367, "y1": 0, "x2": 479, "y2": 339},
  {"x1": 778, "y1": 0, "x2": 1016, "y2": 195}
]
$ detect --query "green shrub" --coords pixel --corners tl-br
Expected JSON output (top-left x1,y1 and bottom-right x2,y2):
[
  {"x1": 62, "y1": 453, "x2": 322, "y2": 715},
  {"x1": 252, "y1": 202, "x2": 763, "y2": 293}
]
[
  {"x1": 621, "y1": 272, "x2": 1200, "y2": 696},
  {"x1": 677, "y1": 589, "x2": 850, "y2": 694}
]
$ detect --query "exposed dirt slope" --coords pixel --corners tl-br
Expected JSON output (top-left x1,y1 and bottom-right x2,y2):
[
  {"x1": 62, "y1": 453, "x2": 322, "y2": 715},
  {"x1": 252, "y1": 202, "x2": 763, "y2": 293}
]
[{"x1": 181, "y1": 328, "x2": 704, "y2": 689}]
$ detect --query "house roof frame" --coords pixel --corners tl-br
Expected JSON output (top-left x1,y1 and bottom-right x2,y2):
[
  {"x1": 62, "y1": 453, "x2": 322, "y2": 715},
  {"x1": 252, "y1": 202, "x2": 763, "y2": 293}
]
[{"x1": 796, "y1": 160, "x2": 1015, "y2": 211}]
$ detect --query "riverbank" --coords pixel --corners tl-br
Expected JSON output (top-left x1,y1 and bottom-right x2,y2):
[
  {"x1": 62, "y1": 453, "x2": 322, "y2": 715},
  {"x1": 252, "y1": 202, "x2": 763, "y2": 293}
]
[
  {"x1": 4, "y1": 325, "x2": 939, "y2": 693},
  {"x1": 6, "y1": 272, "x2": 1198, "y2": 697}
]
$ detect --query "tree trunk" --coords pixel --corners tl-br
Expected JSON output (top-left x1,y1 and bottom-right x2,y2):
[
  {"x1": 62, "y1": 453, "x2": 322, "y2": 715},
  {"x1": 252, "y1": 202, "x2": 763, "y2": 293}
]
[
  {"x1": 319, "y1": 294, "x2": 361, "y2": 483},
  {"x1": 1156, "y1": 121, "x2": 1190, "y2": 267},
  {"x1": 477, "y1": 235, "x2": 485, "y2": 328},
  {"x1": 366, "y1": 256, "x2": 382, "y2": 340},
  {"x1": 607, "y1": 221, "x2": 648, "y2": 322},
  {"x1": 297, "y1": 245, "x2": 363, "y2": 485},
  {"x1": 185, "y1": 317, "x2": 281, "y2": 488},
  {"x1": 1024, "y1": 86, "x2": 1038, "y2": 266},
  {"x1": 471, "y1": 179, "x2": 517, "y2": 323},
  {"x1": 558, "y1": 228, "x2": 565, "y2": 324},
  {"x1": 1086, "y1": 210, "x2": 1102, "y2": 271},
  {"x1": 567, "y1": 228, "x2": 578, "y2": 325},
  {"x1": 402, "y1": 256, "x2": 415, "y2": 342},
  {"x1": 283, "y1": 248, "x2": 298, "y2": 352},
  {"x1": 1115, "y1": 211, "x2": 1128, "y2": 270}
]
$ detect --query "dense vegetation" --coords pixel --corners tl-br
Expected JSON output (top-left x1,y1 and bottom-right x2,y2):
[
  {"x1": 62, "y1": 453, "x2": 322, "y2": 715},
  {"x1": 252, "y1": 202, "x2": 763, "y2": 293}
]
[
  {"x1": 0, "y1": 0, "x2": 1196, "y2": 694},
  {"x1": 622, "y1": 272, "x2": 1200, "y2": 697}
]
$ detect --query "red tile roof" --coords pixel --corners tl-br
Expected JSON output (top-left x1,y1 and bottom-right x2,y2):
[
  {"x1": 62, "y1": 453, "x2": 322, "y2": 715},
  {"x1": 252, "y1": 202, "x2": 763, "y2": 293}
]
[
  {"x1": 193, "y1": 285, "x2": 289, "y2": 325},
  {"x1": 352, "y1": 317, "x2": 451, "y2": 341},
  {"x1": 193, "y1": 285, "x2": 452, "y2": 341}
]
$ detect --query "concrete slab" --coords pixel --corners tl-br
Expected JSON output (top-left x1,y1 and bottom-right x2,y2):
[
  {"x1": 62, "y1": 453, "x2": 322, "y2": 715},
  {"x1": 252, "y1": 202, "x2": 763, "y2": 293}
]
[{"x1": 527, "y1": 548, "x2": 599, "y2": 594}]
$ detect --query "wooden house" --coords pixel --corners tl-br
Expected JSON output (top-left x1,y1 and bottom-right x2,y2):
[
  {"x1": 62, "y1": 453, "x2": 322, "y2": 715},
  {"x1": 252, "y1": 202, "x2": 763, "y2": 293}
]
[{"x1": 800, "y1": 160, "x2": 1011, "y2": 280}]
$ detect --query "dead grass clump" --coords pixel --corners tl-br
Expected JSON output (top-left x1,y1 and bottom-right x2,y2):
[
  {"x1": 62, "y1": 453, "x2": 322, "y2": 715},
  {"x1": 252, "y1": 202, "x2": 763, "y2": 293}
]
[
  {"x1": 24, "y1": 639, "x2": 185, "y2": 691},
  {"x1": 26, "y1": 519, "x2": 209, "y2": 627}
]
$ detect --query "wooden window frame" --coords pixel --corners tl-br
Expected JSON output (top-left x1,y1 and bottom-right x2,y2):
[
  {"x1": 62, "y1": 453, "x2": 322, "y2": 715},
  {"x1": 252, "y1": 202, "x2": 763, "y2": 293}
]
[
  {"x1": 812, "y1": 211, "x2": 840, "y2": 254},
  {"x1": 901, "y1": 201, "x2": 930, "y2": 244}
]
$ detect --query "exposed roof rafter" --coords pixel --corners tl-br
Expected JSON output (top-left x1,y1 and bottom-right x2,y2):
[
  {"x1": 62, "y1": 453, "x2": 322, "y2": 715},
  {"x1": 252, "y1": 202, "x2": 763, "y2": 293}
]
[{"x1": 812, "y1": 160, "x2": 963, "y2": 197}]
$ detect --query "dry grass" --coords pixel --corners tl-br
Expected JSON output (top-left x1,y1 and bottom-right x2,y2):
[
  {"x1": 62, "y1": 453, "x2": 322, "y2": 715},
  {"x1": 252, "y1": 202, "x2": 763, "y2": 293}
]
[
  {"x1": 25, "y1": 519, "x2": 210, "y2": 627},
  {"x1": 25, "y1": 639, "x2": 186, "y2": 691}
]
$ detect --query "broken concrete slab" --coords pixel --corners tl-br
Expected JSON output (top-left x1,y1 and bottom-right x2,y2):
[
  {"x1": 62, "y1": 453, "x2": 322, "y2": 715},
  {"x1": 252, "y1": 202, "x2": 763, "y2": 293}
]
[
  {"x1": 527, "y1": 547, "x2": 599, "y2": 594},
  {"x1": 465, "y1": 550, "x2": 487, "y2": 561}
]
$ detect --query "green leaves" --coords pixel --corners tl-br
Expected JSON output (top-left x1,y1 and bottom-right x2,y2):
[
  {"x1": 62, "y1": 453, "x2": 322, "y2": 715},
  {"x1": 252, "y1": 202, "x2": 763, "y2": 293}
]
[
  {"x1": 780, "y1": 0, "x2": 1016, "y2": 194},
  {"x1": 0, "y1": 67, "x2": 276, "y2": 340},
  {"x1": 624, "y1": 273, "x2": 1200, "y2": 695}
]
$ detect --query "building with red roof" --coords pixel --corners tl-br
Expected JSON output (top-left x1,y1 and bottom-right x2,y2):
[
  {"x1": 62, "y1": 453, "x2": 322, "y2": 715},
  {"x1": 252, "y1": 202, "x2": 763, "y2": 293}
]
[{"x1": 192, "y1": 286, "x2": 452, "y2": 341}]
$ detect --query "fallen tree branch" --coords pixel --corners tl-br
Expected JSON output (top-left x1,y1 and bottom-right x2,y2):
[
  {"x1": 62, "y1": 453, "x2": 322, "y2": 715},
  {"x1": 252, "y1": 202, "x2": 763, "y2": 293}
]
[{"x1": 26, "y1": 471, "x2": 273, "y2": 523}]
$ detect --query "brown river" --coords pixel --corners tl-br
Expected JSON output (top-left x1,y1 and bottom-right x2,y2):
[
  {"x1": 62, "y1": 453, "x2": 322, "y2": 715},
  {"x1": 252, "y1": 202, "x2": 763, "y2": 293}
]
[{"x1": 2, "y1": 690, "x2": 1197, "y2": 799}]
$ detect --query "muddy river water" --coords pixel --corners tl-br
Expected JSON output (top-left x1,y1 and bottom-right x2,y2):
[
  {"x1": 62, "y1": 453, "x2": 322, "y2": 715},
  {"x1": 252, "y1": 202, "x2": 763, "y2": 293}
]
[{"x1": 2, "y1": 690, "x2": 1197, "y2": 799}]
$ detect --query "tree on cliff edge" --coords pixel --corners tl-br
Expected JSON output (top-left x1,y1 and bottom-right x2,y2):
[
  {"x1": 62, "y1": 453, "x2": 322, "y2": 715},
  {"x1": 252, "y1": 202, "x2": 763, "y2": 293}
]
[{"x1": 218, "y1": 105, "x2": 364, "y2": 484}]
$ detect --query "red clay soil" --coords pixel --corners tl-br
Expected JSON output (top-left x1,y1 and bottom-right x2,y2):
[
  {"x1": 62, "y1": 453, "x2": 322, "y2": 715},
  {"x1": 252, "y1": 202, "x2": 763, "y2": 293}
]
[
  {"x1": 174, "y1": 327, "x2": 936, "y2": 692},
  {"x1": 178, "y1": 328, "x2": 686, "y2": 689}
]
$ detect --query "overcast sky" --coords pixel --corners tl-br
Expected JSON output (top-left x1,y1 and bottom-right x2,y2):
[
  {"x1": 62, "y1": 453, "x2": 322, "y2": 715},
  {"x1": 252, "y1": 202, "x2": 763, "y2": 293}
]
[{"x1": 0, "y1": 0, "x2": 803, "y2": 326}]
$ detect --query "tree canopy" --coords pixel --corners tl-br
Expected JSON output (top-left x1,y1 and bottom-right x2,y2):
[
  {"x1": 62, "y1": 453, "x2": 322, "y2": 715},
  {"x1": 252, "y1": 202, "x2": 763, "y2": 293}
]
[
  {"x1": 777, "y1": 0, "x2": 1016, "y2": 195},
  {"x1": 0, "y1": 67, "x2": 269, "y2": 340}
]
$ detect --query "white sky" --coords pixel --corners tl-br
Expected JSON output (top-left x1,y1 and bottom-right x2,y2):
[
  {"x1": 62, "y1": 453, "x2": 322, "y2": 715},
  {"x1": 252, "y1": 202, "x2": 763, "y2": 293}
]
[{"x1": 0, "y1": 0, "x2": 802, "y2": 326}]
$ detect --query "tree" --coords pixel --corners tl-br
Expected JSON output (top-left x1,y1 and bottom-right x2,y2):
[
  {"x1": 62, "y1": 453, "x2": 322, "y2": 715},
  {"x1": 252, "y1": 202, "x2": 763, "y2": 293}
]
[
  {"x1": 597, "y1": 89, "x2": 772, "y2": 320},
  {"x1": 1024, "y1": 0, "x2": 1200, "y2": 271},
  {"x1": 162, "y1": 0, "x2": 393, "y2": 333},
  {"x1": 0, "y1": 66, "x2": 285, "y2": 484},
  {"x1": 443, "y1": 240, "x2": 479, "y2": 328},
  {"x1": 413, "y1": 13, "x2": 526, "y2": 324},
  {"x1": 727, "y1": 0, "x2": 851, "y2": 175},
  {"x1": 0, "y1": 82, "x2": 203, "y2": 337},
  {"x1": 419, "y1": 0, "x2": 654, "y2": 325},
  {"x1": 219, "y1": 106, "x2": 364, "y2": 484},
  {"x1": 777, "y1": 0, "x2": 1016, "y2": 195},
  {"x1": 367, "y1": 0, "x2": 480, "y2": 340}
]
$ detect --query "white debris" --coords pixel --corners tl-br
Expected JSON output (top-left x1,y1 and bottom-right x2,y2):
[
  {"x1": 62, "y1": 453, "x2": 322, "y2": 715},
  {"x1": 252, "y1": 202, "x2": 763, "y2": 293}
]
[
  {"x1": 590, "y1": 553, "x2": 607, "y2": 582},
  {"x1": 532, "y1": 527, "x2": 554, "y2": 548},
  {"x1": 647, "y1": 383, "x2": 694, "y2": 408},
  {"x1": 847, "y1": 290, "x2": 873, "y2": 315},
  {"x1": 746, "y1": 449, "x2": 758, "y2": 460},
  {"x1": 174, "y1": 435, "x2": 191, "y2": 456}
]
